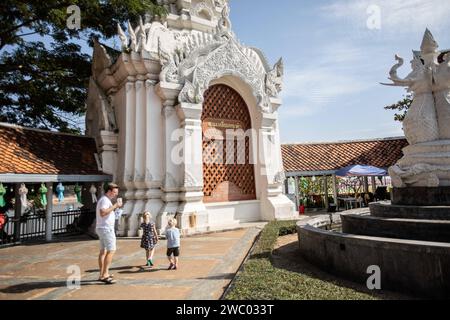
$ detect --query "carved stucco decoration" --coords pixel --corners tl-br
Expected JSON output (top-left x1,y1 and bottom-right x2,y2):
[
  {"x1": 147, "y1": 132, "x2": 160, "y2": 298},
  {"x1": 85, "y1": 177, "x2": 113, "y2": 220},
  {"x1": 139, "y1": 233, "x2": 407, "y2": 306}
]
[
  {"x1": 215, "y1": 2, "x2": 233, "y2": 40},
  {"x1": 113, "y1": 4, "x2": 276, "y2": 114},
  {"x1": 179, "y1": 79, "x2": 204, "y2": 104},
  {"x1": 214, "y1": 0, "x2": 227, "y2": 8},
  {"x1": 190, "y1": 1, "x2": 215, "y2": 21},
  {"x1": 92, "y1": 39, "x2": 112, "y2": 76},
  {"x1": 273, "y1": 171, "x2": 286, "y2": 185},
  {"x1": 86, "y1": 79, "x2": 118, "y2": 135},
  {"x1": 389, "y1": 164, "x2": 442, "y2": 188},
  {"x1": 265, "y1": 58, "x2": 284, "y2": 97},
  {"x1": 184, "y1": 171, "x2": 202, "y2": 188},
  {"x1": 179, "y1": 38, "x2": 270, "y2": 113}
]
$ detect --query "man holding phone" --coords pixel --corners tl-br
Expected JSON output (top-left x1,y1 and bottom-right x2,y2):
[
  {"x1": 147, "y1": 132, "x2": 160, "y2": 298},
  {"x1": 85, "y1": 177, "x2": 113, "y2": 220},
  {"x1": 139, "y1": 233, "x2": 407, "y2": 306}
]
[{"x1": 96, "y1": 183, "x2": 123, "y2": 284}]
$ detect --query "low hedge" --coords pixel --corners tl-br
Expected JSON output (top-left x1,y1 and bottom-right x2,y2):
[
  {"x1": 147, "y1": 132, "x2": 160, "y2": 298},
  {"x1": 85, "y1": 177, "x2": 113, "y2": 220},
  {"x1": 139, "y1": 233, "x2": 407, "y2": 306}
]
[{"x1": 224, "y1": 221, "x2": 377, "y2": 300}]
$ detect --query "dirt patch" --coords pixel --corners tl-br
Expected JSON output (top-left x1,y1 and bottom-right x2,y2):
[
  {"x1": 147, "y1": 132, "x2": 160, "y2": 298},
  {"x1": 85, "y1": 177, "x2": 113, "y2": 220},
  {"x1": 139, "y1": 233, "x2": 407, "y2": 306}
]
[{"x1": 272, "y1": 234, "x2": 416, "y2": 300}]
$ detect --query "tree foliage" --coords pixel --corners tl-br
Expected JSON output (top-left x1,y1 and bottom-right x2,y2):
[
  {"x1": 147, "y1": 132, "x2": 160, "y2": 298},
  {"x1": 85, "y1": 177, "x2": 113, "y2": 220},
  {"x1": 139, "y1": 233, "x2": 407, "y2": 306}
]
[
  {"x1": 384, "y1": 93, "x2": 412, "y2": 122},
  {"x1": 0, "y1": 0, "x2": 166, "y2": 134}
]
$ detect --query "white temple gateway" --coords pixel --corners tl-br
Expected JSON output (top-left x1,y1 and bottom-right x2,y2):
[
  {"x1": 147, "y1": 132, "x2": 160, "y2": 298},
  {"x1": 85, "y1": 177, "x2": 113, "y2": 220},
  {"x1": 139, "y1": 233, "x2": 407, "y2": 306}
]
[{"x1": 86, "y1": 0, "x2": 296, "y2": 236}]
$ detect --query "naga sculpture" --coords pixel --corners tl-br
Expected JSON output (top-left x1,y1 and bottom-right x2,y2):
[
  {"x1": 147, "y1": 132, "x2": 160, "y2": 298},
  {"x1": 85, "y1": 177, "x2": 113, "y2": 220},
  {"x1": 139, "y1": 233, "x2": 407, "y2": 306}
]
[{"x1": 383, "y1": 29, "x2": 450, "y2": 187}]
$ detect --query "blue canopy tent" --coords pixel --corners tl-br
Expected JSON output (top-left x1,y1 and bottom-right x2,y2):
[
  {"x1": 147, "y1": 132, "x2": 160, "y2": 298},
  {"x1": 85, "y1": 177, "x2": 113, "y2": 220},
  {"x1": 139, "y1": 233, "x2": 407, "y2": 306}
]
[
  {"x1": 335, "y1": 165, "x2": 388, "y2": 210},
  {"x1": 336, "y1": 165, "x2": 387, "y2": 177}
]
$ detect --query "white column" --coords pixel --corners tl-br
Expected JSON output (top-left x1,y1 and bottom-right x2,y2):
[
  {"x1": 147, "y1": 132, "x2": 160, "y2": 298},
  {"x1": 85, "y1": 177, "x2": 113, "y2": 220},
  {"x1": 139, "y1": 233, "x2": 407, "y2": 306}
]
[
  {"x1": 176, "y1": 102, "x2": 209, "y2": 235},
  {"x1": 158, "y1": 102, "x2": 181, "y2": 233},
  {"x1": 128, "y1": 77, "x2": 147, "y2": 235},
  {"x1": 323, "y1": 175, "x2": 329, "y2": 210},
  {"x1": 294, "y1": 176, "x2": 300, "y2": 211},
  {"x1": 116, "y1": 80, "x2": 137, "y2": 236},
  {"x1": 259, "y1": 110, "x2": 296, "y2": 220},
  {"x1": 155, "y1": 82, "x2": 183, "y2": 234},
  {"x1": 144, "y1": 80, "x2": 164, "y2": 221},
  {"x1": 45, "y1": 182, "x2": 53, "y2": 242}
]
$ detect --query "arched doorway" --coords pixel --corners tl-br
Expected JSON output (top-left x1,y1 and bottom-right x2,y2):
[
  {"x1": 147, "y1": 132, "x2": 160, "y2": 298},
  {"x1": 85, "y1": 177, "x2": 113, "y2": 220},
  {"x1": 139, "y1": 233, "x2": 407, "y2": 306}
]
[{"x1": 202, "y1": 84, "x2": 257, "y2": 203}]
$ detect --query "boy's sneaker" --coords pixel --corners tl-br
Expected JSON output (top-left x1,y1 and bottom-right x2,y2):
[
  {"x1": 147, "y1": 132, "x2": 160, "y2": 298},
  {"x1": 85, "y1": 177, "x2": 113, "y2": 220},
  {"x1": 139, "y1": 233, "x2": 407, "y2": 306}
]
[
  {"x1": 168, "y1": 263, "x2": 174, "y2": 270},
  {"x1": 148, "y1": 259, "x2": 154, "y2": 267}
]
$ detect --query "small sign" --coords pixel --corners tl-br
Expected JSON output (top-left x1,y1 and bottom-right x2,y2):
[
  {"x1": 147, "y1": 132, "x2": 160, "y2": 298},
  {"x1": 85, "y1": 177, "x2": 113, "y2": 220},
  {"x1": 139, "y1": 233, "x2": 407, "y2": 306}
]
[{"x1": 203, "y1": 119, "x2": 244, "y2": 131}]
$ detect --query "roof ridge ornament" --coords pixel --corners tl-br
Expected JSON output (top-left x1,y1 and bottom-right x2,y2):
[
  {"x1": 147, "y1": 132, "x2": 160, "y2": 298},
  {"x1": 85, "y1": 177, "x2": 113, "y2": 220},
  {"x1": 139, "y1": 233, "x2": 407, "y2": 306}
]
[
  {"x1": 215, "y1": 4, "x2": 233, "y2": 40},
  {"x1": 265, "y1": 58, "x2": 284, "y2": 97}
]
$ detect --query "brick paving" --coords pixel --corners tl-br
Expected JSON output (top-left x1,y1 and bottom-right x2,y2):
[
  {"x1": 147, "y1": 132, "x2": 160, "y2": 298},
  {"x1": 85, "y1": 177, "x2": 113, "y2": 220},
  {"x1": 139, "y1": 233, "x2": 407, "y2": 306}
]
[{"x1": 0, "y1": 225, "x2": 264, "y2": 300}]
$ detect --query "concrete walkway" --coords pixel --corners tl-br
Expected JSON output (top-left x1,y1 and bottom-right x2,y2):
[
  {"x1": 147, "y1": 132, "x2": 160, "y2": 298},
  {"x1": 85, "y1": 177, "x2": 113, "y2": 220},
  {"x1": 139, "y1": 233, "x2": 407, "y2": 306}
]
[{"x1": 0, "y1": 224, "x2": 265, "y2": 300}]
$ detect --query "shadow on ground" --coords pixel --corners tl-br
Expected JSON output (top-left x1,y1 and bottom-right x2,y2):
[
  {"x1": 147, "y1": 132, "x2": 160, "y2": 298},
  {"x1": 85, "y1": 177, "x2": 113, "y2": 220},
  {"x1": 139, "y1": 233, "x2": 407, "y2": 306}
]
[
  {"x1": 4, "y1": 234, "x2": 96, "y2": 248},
  {"x1": 0, "y1": 280, "x2": 102, "y2": 294}
]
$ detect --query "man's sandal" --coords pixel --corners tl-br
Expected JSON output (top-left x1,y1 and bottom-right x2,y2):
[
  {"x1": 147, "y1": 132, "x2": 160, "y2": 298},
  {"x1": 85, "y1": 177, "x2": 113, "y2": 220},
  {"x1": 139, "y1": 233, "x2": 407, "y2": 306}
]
[
  {"x1": 99, "y1": 276, "x2": 116, "y2": 284},
  {"x1": 97, "y1": 274, "x2": 114, "y2": 281}
]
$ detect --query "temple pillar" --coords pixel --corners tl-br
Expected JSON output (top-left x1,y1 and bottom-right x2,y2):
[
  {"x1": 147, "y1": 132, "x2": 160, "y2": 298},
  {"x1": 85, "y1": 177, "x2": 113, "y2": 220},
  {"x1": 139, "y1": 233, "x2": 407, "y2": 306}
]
[
  {"x1": 176, "y1": 102, "x2": 209, "y2": 235},
  {"x1": 260, "y1": 112, "x2": 296, "y2": 221},
  {"x1": 155, "y1": 82, "x2": 182, "y2": 234},
  {"x1": 116, "y1": 79, "x2": 137, "y2": 236},
  {"x1": 143, "y1": 80, "x2": 164, "y2": 224},
  {"x1": 129, "y1": 77, "x2": 147, "y2": 235}
]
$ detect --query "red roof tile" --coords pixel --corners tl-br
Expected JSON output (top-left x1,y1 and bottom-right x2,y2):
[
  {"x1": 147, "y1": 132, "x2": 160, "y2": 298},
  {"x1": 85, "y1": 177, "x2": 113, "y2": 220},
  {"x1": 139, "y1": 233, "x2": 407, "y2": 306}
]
[
  {"x1": 281, "y1": 137, "x2": 408, "y2": 173},
  {"x1": 0, "y1": 123, "x2": 102, "y2": 175}
]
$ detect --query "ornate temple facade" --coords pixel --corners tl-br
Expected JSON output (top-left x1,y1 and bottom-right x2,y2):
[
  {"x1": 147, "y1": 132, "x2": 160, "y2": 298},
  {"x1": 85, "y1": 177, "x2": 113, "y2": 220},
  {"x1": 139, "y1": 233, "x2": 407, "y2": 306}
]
[{"x1": 86, "y1": 0, "x2": 296, "y2": 236}]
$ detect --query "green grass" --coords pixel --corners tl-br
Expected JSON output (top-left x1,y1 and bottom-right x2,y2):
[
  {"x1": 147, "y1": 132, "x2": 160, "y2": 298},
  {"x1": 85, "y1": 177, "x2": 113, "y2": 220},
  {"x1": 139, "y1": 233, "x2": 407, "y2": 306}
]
[{"x1": 224, "y1": 221, "x2": 378, "y2": 300}]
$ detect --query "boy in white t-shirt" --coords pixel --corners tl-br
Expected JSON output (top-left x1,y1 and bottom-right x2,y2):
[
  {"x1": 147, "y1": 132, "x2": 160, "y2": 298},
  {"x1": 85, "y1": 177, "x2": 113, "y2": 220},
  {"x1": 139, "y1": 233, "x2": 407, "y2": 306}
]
[{"x1": 96, "y1": 183, "x2": 123, "y2": 284}]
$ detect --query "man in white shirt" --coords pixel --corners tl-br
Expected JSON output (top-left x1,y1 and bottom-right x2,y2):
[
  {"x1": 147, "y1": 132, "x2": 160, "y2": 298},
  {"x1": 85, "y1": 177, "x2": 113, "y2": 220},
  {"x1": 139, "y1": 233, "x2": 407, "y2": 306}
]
[{"x1": 96, "y1": 183, "x2": 123, "y2": 284}]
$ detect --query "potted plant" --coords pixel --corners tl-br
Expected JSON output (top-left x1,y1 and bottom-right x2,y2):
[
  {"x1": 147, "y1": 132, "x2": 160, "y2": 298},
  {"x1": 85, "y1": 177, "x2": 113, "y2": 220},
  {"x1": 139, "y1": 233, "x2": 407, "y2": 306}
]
[{"x1": 299, "y1": 200, "x2": 306, "y2": 215}]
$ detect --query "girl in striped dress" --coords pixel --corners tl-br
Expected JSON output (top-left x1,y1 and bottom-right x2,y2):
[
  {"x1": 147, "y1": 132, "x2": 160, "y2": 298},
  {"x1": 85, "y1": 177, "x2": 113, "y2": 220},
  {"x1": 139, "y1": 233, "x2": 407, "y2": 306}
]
[{"x1": 140, "y1": 212, "x2": 158, "y2": 267}]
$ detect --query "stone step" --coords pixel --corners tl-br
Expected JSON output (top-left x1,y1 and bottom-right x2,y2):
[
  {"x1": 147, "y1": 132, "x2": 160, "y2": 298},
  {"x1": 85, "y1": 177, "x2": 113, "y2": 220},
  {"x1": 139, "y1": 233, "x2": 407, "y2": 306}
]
[
  {"x1": 370, "y1": 202, "x2": 450, "y2": 220},
  {"x1": 392, "y1": 187, "x2": 450, "y2": 206},
  {"x1": 341, "y1": 214, "x2": 450, "y2": 243}
]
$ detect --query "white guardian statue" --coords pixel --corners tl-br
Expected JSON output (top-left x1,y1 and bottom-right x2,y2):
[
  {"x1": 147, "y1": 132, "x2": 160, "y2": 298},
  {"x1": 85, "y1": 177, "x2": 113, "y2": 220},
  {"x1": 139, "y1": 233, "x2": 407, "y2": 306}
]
[{"x1": 383, "y1": 29, "x2": 450, "y2": 188}]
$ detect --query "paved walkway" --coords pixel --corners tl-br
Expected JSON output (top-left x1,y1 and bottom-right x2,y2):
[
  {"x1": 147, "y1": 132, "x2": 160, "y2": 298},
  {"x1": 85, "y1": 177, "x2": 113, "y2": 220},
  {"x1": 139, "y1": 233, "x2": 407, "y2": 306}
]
[{"x1": 0, "y1": 224, "x2": 264, "y2": 300}]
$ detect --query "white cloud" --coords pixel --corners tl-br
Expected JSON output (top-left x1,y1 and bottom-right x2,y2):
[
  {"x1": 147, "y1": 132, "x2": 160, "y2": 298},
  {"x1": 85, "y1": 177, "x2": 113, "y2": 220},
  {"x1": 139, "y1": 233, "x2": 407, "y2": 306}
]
[
  {"x1": 281, "y1": 42, "x2": 378, "y2": 117},
  {"x1": 284, "y1": 67, "x2": 373, "y2": 101},
  {"x1": 321, "y1": 0, "x2": 450, "y2": 36}
]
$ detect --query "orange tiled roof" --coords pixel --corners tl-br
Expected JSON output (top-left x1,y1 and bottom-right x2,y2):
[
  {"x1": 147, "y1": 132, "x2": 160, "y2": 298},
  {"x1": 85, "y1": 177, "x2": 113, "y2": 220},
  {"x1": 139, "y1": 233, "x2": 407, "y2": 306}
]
[
  {"x1": 281, "y1": 137, "x2": 408, "y2": 173},
  {"x1": 0, "y1": 123, "x2": 102, "y2": 175}
]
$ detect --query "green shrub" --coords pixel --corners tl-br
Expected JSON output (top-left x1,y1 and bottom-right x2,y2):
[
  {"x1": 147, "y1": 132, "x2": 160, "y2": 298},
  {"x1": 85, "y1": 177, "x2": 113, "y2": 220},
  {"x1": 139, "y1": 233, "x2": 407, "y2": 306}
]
[{"x1": 278, "y1": 225, "x2": 297, "y2": 237}]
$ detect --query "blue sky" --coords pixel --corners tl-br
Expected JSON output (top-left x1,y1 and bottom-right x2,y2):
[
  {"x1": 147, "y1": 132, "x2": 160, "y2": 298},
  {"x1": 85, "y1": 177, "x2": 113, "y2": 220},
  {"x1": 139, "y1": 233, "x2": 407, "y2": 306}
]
[
  {"x1": 10, "y1": 0, "x2": 450, "y2": 143},
  {"x1": 229, "y1": 0, "x2": 450, "y2": 143}
]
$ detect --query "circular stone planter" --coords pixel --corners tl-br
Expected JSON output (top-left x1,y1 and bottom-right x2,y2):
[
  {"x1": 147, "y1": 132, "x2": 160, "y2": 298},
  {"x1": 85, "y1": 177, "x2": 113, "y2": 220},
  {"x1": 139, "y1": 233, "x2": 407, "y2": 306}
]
[{"x1": 297, "y1": 209, "x2": 450, "y2": 299}]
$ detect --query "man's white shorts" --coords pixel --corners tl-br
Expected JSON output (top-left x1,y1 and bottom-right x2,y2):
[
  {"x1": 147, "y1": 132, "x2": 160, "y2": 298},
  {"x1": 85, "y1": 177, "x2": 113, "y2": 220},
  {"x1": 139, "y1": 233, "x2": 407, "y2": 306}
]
[{"x1": 96, "y1": 228, "x2": 117, "y2": 252}]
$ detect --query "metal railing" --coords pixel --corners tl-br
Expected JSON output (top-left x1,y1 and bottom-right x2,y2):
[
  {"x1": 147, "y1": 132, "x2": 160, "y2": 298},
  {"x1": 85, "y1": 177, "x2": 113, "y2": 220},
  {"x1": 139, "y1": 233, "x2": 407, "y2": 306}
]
[{"x1": 0, "y1": 209, "x2": 95, "y2": 246}]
